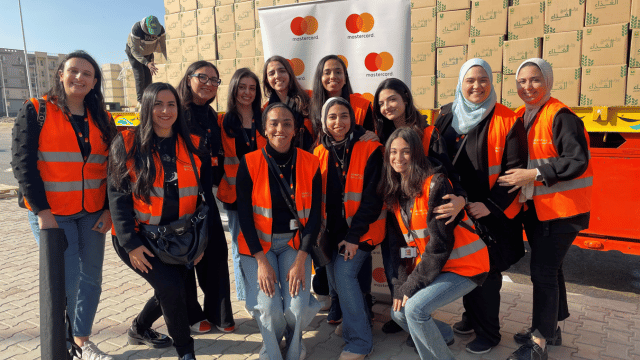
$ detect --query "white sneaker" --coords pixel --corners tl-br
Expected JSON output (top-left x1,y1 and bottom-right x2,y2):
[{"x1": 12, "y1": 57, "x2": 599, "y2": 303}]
[{"x1": 81, "y1": 341, "x2": 114, "y2": 360}]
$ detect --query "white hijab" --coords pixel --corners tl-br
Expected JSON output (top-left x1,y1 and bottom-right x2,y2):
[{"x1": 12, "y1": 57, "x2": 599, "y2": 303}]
[{"x1": 516, "y1": 58, "x2": 553, "y2": 127}]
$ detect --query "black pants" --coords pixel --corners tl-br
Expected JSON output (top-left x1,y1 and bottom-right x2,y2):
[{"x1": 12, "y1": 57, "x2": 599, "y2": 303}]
[
  {"x1": 113, "y1": 236, "x2": 194, "y2": 357},
  {"x1": 381, "y1": 215, "x2": 403, "y2": 297},
  {"x1": 460, "y1": 270, "x2": 503, "y2": 345},
  {"x1": 125, "y1": 46, "x2": 152, "y2": 102}
]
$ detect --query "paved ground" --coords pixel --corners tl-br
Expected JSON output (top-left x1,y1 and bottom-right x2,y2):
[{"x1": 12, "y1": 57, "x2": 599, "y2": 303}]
[{"x1": 1, "y1": 198, "x2": 639, "y2": 360}]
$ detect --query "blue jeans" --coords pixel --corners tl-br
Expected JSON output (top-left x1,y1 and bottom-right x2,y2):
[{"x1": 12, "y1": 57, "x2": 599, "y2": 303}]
[
  {"x1": 241, "y1": 233, "x2": 321, "y2": 360},
  {"x1": 391, "y1": 272, "x2": 477, "y2": 360},
  {"x1": 28, "y1": 210, "x2": 106, "y2": 337},
  {"x1": 326, "y1": 249, "x2": 372, "y2": 355},
  {"x1": 227, "y1": 209, "x2": 246, "y2": 300}
]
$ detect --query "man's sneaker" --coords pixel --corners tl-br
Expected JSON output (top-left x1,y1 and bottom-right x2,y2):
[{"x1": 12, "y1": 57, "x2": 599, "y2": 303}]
[
  {"x1": 381, "y1": 319, "x2": 404, "y2": 334},
  {"x1": 216, "y1": 324, "x2": 235, "y2": 333},
  {"x1": 326, "y1": 297, "x2": 342, "y2": 324},
  {"x1": 190, "y1": 320, "x2": 212, "y2": 334},
  {"x1": 507, "y1": 342, "x2": 548, "y2": 360},
  {"x1": 127, "y1": 326, "x2": 173, "y2": 348},
  {"x1": 465, "y1": 337, "x2": 494, "y2": 354},
  {"x1": 452, "y1": 319, "x2": 474, "y2": 335},
  {"x1": 80, "y1": 340, "x2": 114, "y2": 360},
  {"x1": 514, "y1": 326, "x2": 562, "y2": 346}
]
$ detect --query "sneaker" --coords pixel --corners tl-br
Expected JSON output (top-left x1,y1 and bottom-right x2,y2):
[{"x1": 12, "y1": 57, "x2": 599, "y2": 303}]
[
  {"x1": 317, "y1": 294, "x2": 332, "y2": 311},
  {"x1": 514, "y1": 326, "x2": 562, "y2": 346},
  {"x1": 216, "y1": 324, "x2": 235, "y2": 333},
  {"x1": 507, "y1": 342, "x2": 548, "y2": 360},
  {"x1": 179, "y1": 353, "x2": 196, "y2": 360},
  {"x1": 381, "y1": 319, "x2": 404, "y2": 334},
  {"x1": 80, "y1": 340, "x2": 114, "y2": 360},
  {"x1": 453, "y1": 319, "x2": 474, "y2": 335},
  {"x1": 327, "y1": 297, "x2": 342, "y2": 324},
  {"x1": 190, "y1": 320, "x2": 212, "y2": 334},
  {"x1": 465, "y1": 337, "x2": 494, "y2": 354},
  {"x1": 127, "y1": 326, "x2": 173, "y2": 348},
  {"x1": 335, "y1": 323, "x2": 343, "y2": 336}
]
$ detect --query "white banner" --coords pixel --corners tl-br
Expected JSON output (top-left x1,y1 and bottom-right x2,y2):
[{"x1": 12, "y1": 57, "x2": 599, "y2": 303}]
[{"x1": 258, "y1": 0, "x2": 411, "y2": 102}]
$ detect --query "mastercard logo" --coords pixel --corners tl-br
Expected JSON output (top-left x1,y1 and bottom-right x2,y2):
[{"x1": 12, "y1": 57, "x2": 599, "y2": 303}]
[
  {"x1": 287, "y1": 58, "x2": 305, "y2": 76},
  {"x1": 337, "y1": 55, "x2": 349, "y2": 68},
  {"x1": 372, "y1": 267, "x2": 387, "y2": 284},
  {"x1": 290, "y1": 16, "x2": 318, "y2": 36},
  {"x1": 346, "y1": 13, "x2": 374, "y2": 34},
  {"x1": 365, "y1": 52, "x2": 393, "y2": 72}
]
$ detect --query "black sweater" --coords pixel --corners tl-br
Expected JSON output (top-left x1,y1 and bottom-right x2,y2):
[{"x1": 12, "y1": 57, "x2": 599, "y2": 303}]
[
  {"x1": 186, "y1": 103, "x2": 223, "y2": 186},
  {"x1": 236, "y1": 144, "x2": 322, "y2": 256},
  {"x1": 320, "y1": 127, "x2": 384, "y2": 250}
]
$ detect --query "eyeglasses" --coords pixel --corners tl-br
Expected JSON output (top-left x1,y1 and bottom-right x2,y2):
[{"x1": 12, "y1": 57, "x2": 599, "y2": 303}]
[{"x1": 190, "y1": 74, "x2": 222, "y2": 86}]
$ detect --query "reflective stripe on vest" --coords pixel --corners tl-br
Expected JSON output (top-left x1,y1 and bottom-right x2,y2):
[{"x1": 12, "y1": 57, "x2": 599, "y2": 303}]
[
  {"x1": 237, "y1": 148, "x2": 319, "y2": 255},
  {"x1": 24, "y1": 98, "x2": 109, "y2": 215},
  {"x1": 314, "y1": 140, "x2": 386, "y2": 246},
  {"x1": 217, "y1": 113, "x2": 267, "y2": 204},
  {"x1": 122, "y1": 130, "x2": 202, "y2": 226},
  {"x1": 394, "y1": 175, "x2": 490, "y2": 278},
  {"x1": 515, "y1": 97, "x2": 593, "y2": 221}
]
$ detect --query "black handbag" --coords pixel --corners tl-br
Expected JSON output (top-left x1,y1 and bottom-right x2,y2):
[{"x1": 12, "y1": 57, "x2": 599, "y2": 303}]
[{"x1": 141, "y1": 149, "x2": 209, "y2": 266}]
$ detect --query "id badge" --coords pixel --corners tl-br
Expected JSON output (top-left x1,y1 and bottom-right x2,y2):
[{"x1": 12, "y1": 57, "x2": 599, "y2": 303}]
[{"x1": 290, "y1": 219, "x2": 299, "y2": 230}]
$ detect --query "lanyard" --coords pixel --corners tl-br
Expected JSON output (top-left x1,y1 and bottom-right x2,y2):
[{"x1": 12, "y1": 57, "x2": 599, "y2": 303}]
[
  {"x1": 262, "y1": 148, "x2": 303, "y2": 229},
  {"x1": 399, "y1": 200, "x2": 420, "y2": 244},
  {"x1": 241, "y1": 118, "x2": 257, "y2": 151},
  {"x1": 329, "y1": 143, "x2": 350, "y2": 218}
]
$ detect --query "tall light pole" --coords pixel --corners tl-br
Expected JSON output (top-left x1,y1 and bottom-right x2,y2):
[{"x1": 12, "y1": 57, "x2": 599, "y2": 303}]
[
  {"x1": 19, "y1": 0, "x2": 34, "y2": 98},
  {"x1": 0, "y1": 61, "x2": 8, "y2": 117}
]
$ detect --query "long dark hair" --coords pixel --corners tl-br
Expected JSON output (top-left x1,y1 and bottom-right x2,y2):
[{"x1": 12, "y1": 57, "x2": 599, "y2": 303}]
[
  {"x1": 47, "y1": 50, "x2": 116, "y2": 145},
  {"x1": 378, "y1": 128, "x2": 434, "y2": 210},
  {"x1": 373, "y1": 78, "x2": 425, "y2": 138},
  {"x1": 222, "y1": 68, "x2": 263, "y2": 138},
  {"x1": 310, "y1": 55, "x2": 353, "y2": 136},
  {"x1": 108, "y1": 83, "x2": 201, "y2": 204},
  {"x1": 176, "y1": 60, "x2": 219, "y2": 109},
  {"x1": 262, "y1": 55, "x2": 310, "y2": 117}
]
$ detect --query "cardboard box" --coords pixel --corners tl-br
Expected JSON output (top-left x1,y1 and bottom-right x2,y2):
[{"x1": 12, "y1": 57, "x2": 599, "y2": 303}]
[
  {"x1": 630, "y1": 29, "x2": 640, "y2": 67},
  {"x1": 216, "y1": 0, "x2": 234, "y2": 5},
  {"x1": 411, "y1": 7, "x2": 437, "y2": 43},
  {"x1": 508, "y1": 2, "x2": 545, "y2": 40},
  {"x1": 412, "y1": 75, "x2": 436, "y2": 109},
  {"x1": 164, "y1": 13, "x2": 181, "y2": 40},
  {"x1": 103, "y1": 79, "x2": 123, "y2": 89},
  {"x1": 436, "y1": 0, "x2": 470, "y2": 12},
  {"x1": 512, "y1": 0, "x2": 544, "y2": 5},
  {"x1": 216, "y1": 5, "x2": 235, "y2": 34},
  {"x1": 501, "y1": 74, "x2": 520, "y2": 107},
  {"x1": 276, "y1": 0, "x2": 297, "y2": 4},
  {"x1": 551, "y1": 67, "x2": 581, "y2": 106},
  {"x1": 585, "y1": 0, "x2": 631, "y2": 26},
  {"x1": 153, "y1": 64, "x2": 168, "y2": 83},
  {"x1": 436, "y1": 77, "x2": 458, "y2": 107},
  {"x1": 544, "y1": 0, "x2": 586, "y2": 33},
  {"x1": 235, "y1": 1, "x2": 255, "y2": 31},
  {"x1": 503, "y1": 37, "x2": 542, "y2": 74},
  {"x1": 216, "y1": 85, "x2": 230, "y2": 112},
  {"x1": 166, "y1": 39, "x2": 183, "y2": 64},
  {"x1": 255, "y1": 56, "x2": 265, "y2": 77},
  {"x1": 102, "y1": 70, "x2": 121, "y2": 80},
  {"x1": 197, "y1": 34, "x2": 217, "y2": 61},
  {"x1": 470, "y1": 0, "x2": 508, "y2": 37},
  {"x1": 256, "y1": 28, "x2": 264, "y2": 56},
  {"x1": 632, "y1": 0, "x2": 640, "y2": 28},
  {"x1": 411, "y1": 41, "x2": 437, "y2": 76},
  {"x1": 217, "y1": 32, "x2": 237, "y2": 60},
  {"x1": 493, "y1": 72, "x2": 502, "y2": 101},
  {"x1": 581, "y1": 23, "x2": 629, "y2": 67},
  {"x1": 543, "y1": 30, "x2": 583, "y2": 68},
  {"x1": 236, "y1": 29, "x2": 256, "y2": 58},
  {"x1": 436, "y1": 9, "x2": 471, "y2": 47},
  {"x1": 255, "y1": 0, "x2": 276, "y2": 27},
  {"x1": 102, "y1": 64, "x2": 122, "y2": 72},
  {"x1": 181, "y1": 11, "x2": 198, "y2": 38},
  {"x1": 181, "y1": 0, "x2": 197, "y2": 11},
  {"x1": 165, "y1": 0, "x2": 180, "y2": 14},
  {"x1": 625, "y1": 67, "x2": 640, "y2": 105},
  {"x1": 181, "y1": 36, "x2": 199, "y2": 63},
  {"x1": 197, "y1": 7, "x2": 216, "y2": 35},
  {"x1": 580, "y1": 65, "x2": 627, "y2": 106},
  {"x1": 236, "y1": 57, "x2": 256, "y2": 72},
  {"x1": 103, "y1": 89, "x2": 124, "y2": 100},
  {"x1": 166, "y1": 63, "x2": 184, "y2": 87},
  {"x1": 468, "y1": 35, "x2": 504, "y2": 73},
  {"x1": 437, "y1": 45, "x2": 468, "y2": 78},
  {"x1": 197, "y1": 0, "x2": 216, "y2": 7},
  {"x1": 216, "y1": 59, "x2": 237, "y2": 86},
  {"x1": 412, "y1": 0, "x2": 437, "y2": 8}
]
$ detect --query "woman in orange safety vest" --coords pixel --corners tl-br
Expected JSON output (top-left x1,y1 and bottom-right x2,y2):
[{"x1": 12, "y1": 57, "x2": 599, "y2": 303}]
[
  {"x1": 235, "y1": 102, "x2": 322, "y2": 360},
  {"x1": 498, "y1": 58, "x2": 593, "y2": 360},
  {"x1": 11, "y1": 50, "x2": 116, "y2": 359},
  {"x1": 379, "y1": 128, "x2": 489, "y2": 360}
]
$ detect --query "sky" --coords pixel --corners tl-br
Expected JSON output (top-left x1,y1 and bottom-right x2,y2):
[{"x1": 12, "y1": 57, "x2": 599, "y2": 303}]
[{"x1": 0, "y1": 0, "x2": 166, "y2": 67}]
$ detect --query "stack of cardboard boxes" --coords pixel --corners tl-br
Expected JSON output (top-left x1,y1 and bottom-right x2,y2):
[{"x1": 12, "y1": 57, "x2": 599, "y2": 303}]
[
  {"x1": 411, "y1": 0, "x2": 437, "y2": 109},
  {"x1": 102, "y1": 64, "x2": 125, "y2": 106}
]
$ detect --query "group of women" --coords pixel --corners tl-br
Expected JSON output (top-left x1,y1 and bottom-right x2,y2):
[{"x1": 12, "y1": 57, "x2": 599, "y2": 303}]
[{"x1": 12, "y1": 48, "x2": 591, "y2": 360}]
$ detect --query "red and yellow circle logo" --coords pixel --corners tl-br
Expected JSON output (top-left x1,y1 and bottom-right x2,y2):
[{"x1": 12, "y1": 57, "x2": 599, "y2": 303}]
[
  {"x1": 337, "y1": 55, "x2": 349, "y2": 68},
  {"x1": 291, "y1": 16, "x2": 319, "y2": 36},
  {"x1": 365, "y1": 52, "x2": 393, "y2": 72},
  {"x1": 372, "y1": 267, "x2": 387, "y2": 284},
  {"x1": 287, "y1": 58, "x2": 305, "y2": 76},
  {"x1": 346, "y1": 13, "x2": 374, "y2": 34}
]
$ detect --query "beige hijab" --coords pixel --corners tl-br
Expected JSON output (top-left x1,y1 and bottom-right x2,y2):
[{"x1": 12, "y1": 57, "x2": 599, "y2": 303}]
[{"x1": 516, "y1": 58, "x2": 553, "y2": 127}]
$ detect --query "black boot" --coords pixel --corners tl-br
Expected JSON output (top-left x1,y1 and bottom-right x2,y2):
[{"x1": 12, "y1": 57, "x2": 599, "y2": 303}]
[{"x1": 507, "y1": 342, "x2": 548, "y2": 360}]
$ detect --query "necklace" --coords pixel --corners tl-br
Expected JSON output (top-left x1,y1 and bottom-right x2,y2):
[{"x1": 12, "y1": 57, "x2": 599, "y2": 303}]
[{"x1": 278, "y1": 153, "x2": 293, "y2": 168}]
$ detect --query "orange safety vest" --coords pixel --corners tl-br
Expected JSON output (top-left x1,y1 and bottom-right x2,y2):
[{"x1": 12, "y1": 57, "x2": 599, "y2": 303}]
[
  {"x1": 422, "y1": 125, "x2": 435, "y2": 155},
  {"x1": 24, "y1": 97, "x2": 109, "y2": 216},
  {"x1": 314, "y1": 140, "x2": 386, "y2": 247},
  {"x1": 486, "y1": 103, "x2": 523, "y2": 219},
  {"x1": 515, "y1": 98, "x2": 593, "y2": 221},
  {"x1": 394, "y1": 175, "x2": 490, "y2": 277},
  {"x1": 217, "y1": 113, "x2": 268, "y2": 204},
  {"x1": 349, "y1": 93, "x2": 371, "y2": 126},
  {"x1": 237, "y1": 148, "x2": 319, "y2": 255},
  {"x1": 121, "y1": 130, "x2": 202, "y2": 225}
]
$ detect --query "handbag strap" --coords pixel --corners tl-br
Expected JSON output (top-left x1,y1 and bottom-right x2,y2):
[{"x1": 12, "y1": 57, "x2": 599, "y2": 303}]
[
  {"x1": 262, "y1": 148, "x2": 304, "y2": 233},
  {"x1": 186, "y1": 143, "x2": 206, "y2": 203}
]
